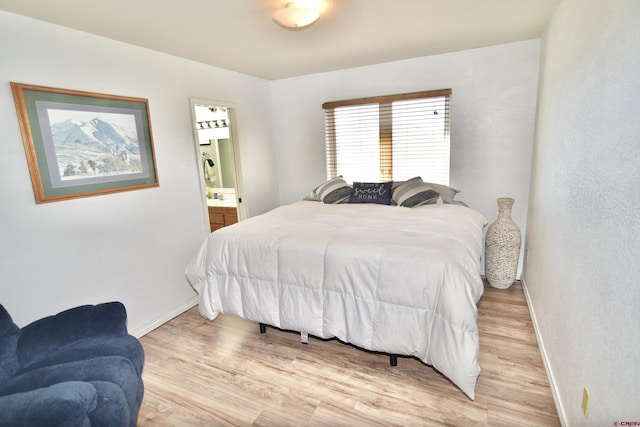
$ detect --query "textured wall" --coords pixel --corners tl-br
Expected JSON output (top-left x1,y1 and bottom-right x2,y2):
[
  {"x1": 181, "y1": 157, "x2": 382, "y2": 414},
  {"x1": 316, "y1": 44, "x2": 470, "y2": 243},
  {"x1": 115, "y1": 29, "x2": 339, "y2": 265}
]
[{"x1": 524, "y1": 0, "x2": 640, "y2": 424}]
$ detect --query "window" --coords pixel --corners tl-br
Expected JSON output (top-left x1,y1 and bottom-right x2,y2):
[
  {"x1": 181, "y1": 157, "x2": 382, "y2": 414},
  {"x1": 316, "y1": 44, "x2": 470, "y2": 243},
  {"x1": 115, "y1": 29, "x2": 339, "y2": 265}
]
[{"x1": 323, "y1": 89, "x2": 451, "y2": 185}]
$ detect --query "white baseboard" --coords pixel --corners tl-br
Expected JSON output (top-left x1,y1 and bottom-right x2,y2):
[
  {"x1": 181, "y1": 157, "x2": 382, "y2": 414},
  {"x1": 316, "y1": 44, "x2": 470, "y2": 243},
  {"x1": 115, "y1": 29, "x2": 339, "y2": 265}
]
[
  {"x1": 130, "y1": 296, "x2": 198, "y2": 338},
  {"x1": 520, "y1": 277, "x2": 567, "y2": 427}
]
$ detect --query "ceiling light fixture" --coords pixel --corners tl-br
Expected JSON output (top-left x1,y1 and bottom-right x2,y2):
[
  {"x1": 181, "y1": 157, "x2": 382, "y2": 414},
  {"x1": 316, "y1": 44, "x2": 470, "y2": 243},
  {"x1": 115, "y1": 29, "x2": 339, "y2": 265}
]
[{"x1": 272, "y1": 1, "x2": 321, "y2": 29}]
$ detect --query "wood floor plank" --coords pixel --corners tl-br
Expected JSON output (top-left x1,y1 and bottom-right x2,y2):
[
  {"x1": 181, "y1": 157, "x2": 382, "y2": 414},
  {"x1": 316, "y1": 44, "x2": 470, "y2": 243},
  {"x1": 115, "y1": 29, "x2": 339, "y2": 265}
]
[{"x1": 138, "y1": 281, "x2": 560, "y2": 426}]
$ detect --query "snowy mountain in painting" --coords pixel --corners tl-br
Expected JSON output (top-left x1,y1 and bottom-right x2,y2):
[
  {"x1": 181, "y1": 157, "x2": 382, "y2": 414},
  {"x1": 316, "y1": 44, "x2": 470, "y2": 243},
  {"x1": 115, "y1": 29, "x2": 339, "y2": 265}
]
[
  {"x1": 51, "y1": 117, "x2": 140, "y2": 156},
  {"x1": 50, "y1": 118, "x2": 143, "y2": 179}
]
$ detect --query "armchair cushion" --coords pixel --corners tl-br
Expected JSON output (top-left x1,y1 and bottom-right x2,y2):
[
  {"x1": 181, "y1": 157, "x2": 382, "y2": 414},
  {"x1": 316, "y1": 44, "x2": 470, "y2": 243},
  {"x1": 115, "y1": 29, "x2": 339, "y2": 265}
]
[
  {"x1": 17, "y1": 302, "x2": 128, "y2": 368},
  {"x1": 3, "y1": 356, "x2": 139, "y2": 411},
  {"x1": 0, "y1": 305, "x2": 20, "y2": 385},
  {"x1": 0, "y1": 302, "x2": 144, "y2": 427},
  {"x1": 0, "y1": 381, "x2": 96, "y2": 427},
  {"x1": 88, "y1": 381, "x2": 131, "y2": 426},
  {"x1": 18, "y1": 334, "x2": 144, "y2": 376}
]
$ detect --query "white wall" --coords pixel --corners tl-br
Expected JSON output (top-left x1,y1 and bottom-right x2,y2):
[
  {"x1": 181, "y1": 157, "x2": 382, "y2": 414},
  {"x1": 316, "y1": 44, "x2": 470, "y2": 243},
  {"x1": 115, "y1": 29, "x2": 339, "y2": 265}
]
[
  {"x1": 525, "y1": 0, "x2": 640, "y2": 425},
  {"x1": 271, "y1": 40, "x2": 541, "y2": 275},
  {"x1": 0, "y1": 11, "x2": 279, "y2": 332}
]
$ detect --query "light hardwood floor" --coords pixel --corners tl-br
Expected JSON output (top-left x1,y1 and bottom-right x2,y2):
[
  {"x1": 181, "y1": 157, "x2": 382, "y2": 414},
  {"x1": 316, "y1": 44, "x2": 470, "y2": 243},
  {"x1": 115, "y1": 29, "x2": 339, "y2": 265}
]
[{"x1": 138, "y1": 281, "x2": 560, "y2": 426}]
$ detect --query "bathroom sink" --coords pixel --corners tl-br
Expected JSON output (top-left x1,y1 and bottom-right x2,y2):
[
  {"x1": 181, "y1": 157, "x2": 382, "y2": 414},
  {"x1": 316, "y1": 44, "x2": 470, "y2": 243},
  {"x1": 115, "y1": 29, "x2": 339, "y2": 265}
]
[{"x1": 206, "y1": 198, "x2": 237, "y2": 208}]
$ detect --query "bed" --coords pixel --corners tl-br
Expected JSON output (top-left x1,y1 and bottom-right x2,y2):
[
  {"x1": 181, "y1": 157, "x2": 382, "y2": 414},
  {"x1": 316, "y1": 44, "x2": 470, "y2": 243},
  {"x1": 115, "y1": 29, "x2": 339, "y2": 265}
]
[{"x1": 185, "y1": 185, "x2": 487, "y2": 399}]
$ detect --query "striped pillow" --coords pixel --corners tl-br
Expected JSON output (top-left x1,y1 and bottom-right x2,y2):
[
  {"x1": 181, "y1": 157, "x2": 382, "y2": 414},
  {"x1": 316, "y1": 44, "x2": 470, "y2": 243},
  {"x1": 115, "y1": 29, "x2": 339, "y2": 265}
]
[
  {"x1": 316, "y1": 177, "x2": 352, "y2": 204},
  {"x1": 423, "y1": 182, "x2": 460, "y2": 204},
  {"x1": 391, "y1": 176, "x2": 421, "y2": 205},
  {"x1": 392, "y1": 177, "x2": 439, "y2": 207}
]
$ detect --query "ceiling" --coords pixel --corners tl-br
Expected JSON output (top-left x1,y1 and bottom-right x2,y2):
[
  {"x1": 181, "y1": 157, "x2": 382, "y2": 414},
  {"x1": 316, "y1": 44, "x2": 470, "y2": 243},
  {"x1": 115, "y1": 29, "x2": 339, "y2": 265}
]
[{"x1": 0, "y1": 0, "x2": 561, "y2": 80}]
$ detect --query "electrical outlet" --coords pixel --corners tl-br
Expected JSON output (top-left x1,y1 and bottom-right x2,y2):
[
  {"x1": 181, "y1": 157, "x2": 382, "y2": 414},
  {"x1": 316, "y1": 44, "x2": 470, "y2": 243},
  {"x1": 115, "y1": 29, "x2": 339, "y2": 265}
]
[{"x1": 581, "y1": 386, "x2": 590, "y2": 417}]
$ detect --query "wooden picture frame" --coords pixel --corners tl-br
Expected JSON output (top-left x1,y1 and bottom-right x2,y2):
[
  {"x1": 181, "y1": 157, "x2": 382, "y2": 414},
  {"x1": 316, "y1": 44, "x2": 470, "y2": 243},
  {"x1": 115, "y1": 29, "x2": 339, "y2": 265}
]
[{"x1": 11, "y1": 82, "x2": 159, "y2": 204}]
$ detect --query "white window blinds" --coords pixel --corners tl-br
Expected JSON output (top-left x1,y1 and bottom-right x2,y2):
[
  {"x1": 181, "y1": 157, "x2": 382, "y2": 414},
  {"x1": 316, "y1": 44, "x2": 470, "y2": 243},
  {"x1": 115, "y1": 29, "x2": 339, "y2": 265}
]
[{"x1": 323, "y1": 89, "x2": 451, "y2": 185}]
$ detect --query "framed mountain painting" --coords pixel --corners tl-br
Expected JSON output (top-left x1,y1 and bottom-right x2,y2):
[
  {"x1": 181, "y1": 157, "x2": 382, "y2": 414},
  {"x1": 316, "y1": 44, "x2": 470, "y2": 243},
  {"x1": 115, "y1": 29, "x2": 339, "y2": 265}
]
[{"x1": 11, "y1": 83, "x2": 159, "y2": 203}]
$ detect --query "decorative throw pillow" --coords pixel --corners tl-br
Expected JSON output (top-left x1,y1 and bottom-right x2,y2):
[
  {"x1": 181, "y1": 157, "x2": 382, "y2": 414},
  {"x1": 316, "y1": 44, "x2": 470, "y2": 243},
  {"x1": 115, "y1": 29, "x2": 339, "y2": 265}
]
[
  {"x1": 422, "y1": 182, "x2": 460, "y2": 204},
  {"x1": 392, "y1": 177, "x2": 439, "y2": 207},
  {"x1": 348, "y1": 181, "x2": 393, "y2": 205},
  {"x1": 391, "y1": 177, "x2": 423, "y2": 205},
  {"x1": 398, "y1": 183, "x2": 439, "y2": 207},
  {"x1": 316, "y1": 176, "x2": 352, "y2": 204},
  {"x1": 391, "y1": 177, "x2": 421, "y2": 190}
]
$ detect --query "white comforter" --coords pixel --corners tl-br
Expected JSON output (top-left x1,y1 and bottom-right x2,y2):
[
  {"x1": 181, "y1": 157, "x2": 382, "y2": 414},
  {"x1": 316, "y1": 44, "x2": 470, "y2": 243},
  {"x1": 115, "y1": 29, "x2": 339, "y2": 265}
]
[{"x1": 185, "y1": 201, "x2": 487, "y2": 399}]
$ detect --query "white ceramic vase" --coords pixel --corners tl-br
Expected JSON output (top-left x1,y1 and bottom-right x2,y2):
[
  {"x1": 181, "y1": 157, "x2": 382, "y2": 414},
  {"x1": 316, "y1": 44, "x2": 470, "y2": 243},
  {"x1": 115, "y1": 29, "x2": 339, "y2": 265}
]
[{"x1": 485, "y1": 197, "x2": 521, "y2": 289}]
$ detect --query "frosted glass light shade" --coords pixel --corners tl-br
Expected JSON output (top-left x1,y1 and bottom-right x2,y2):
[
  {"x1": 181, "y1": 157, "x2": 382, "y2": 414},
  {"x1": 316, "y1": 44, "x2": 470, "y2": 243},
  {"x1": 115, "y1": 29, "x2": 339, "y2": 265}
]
[{"x1": 273, "y1": 2, "x2": 320, "y2": 28}]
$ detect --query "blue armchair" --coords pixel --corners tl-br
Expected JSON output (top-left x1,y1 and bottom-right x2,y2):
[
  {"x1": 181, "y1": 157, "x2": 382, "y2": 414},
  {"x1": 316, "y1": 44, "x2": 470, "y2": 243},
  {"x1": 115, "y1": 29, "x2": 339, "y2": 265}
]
[{"x1": 0, "y1": 302, "x2": 144, "y2": 426}]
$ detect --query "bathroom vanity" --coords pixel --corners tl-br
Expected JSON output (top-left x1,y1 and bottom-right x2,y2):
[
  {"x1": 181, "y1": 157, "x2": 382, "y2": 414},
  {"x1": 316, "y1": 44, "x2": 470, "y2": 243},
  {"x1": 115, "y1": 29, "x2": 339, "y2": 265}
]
[
  {"x1": 206, "y1": 191, "x2": 238, "y2": 232},
  {"x1": 208, "y1": 206, "x2": 237, "y2": 232}
]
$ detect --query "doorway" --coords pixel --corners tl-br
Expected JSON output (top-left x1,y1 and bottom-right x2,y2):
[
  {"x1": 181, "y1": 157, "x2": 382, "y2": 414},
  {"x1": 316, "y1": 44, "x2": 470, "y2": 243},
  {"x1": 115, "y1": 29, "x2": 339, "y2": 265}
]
[{"x1": 190, "y1": 98, "x2": 244, "y2": 232}]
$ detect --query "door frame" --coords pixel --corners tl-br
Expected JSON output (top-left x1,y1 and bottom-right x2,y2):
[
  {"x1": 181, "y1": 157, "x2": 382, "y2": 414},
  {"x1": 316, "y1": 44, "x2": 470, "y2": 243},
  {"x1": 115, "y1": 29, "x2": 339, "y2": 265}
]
[{"x1": 189, "y1": 97, "x2": 246, "y2": 224}]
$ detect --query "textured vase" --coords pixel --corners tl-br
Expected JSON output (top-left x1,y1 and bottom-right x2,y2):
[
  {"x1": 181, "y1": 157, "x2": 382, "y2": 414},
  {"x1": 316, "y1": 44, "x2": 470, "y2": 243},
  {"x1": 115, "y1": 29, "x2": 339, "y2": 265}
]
[{"x1": 485, "y1": 197, "x2": 521, "y2": 289}]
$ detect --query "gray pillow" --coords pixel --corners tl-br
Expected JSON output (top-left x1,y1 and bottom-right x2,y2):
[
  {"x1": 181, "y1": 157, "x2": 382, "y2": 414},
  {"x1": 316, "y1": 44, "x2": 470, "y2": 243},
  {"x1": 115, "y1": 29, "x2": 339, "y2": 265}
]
[
  {"x1": 393, "y1": 181, "x2": 439, "y2": 207},
  {"x1": 392, "y1": 177, "x2": 424, "y2": 205},
  {"x1": 422, "y1": 182, "x2": 460, "y2": 204},
  {"x1": 316, "y1": 176, "x2": 352, "y2": 204},
  {"x1": 392, "y1": 177, "x2": 460, "y2": 205},
  {"x1": 348, "y1": 181, "x2": 393, "y2": 205}
]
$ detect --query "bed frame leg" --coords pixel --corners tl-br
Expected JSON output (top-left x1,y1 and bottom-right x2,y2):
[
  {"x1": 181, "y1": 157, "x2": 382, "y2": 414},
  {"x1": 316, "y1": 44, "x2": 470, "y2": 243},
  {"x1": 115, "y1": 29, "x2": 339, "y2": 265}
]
[
  {"x1": 390, "y1": 355, "x2": 398, "y2": 366},
  {"x1": 300, "y1": 332, "x2": 308, "y2": 344},
  {"x1": 259, "y1": 323, "x2": 266, "y2": 334}
]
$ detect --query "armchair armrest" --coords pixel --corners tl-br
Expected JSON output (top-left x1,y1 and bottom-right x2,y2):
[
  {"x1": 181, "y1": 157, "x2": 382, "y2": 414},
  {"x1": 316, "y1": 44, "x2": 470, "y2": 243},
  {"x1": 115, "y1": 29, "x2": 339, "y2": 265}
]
[
  {"x1": 0, "y1": 381, "x2": 97, "y2": 427},
  {"x1": 17, "y1": 302, "x2": 128, "y2": 367}
]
